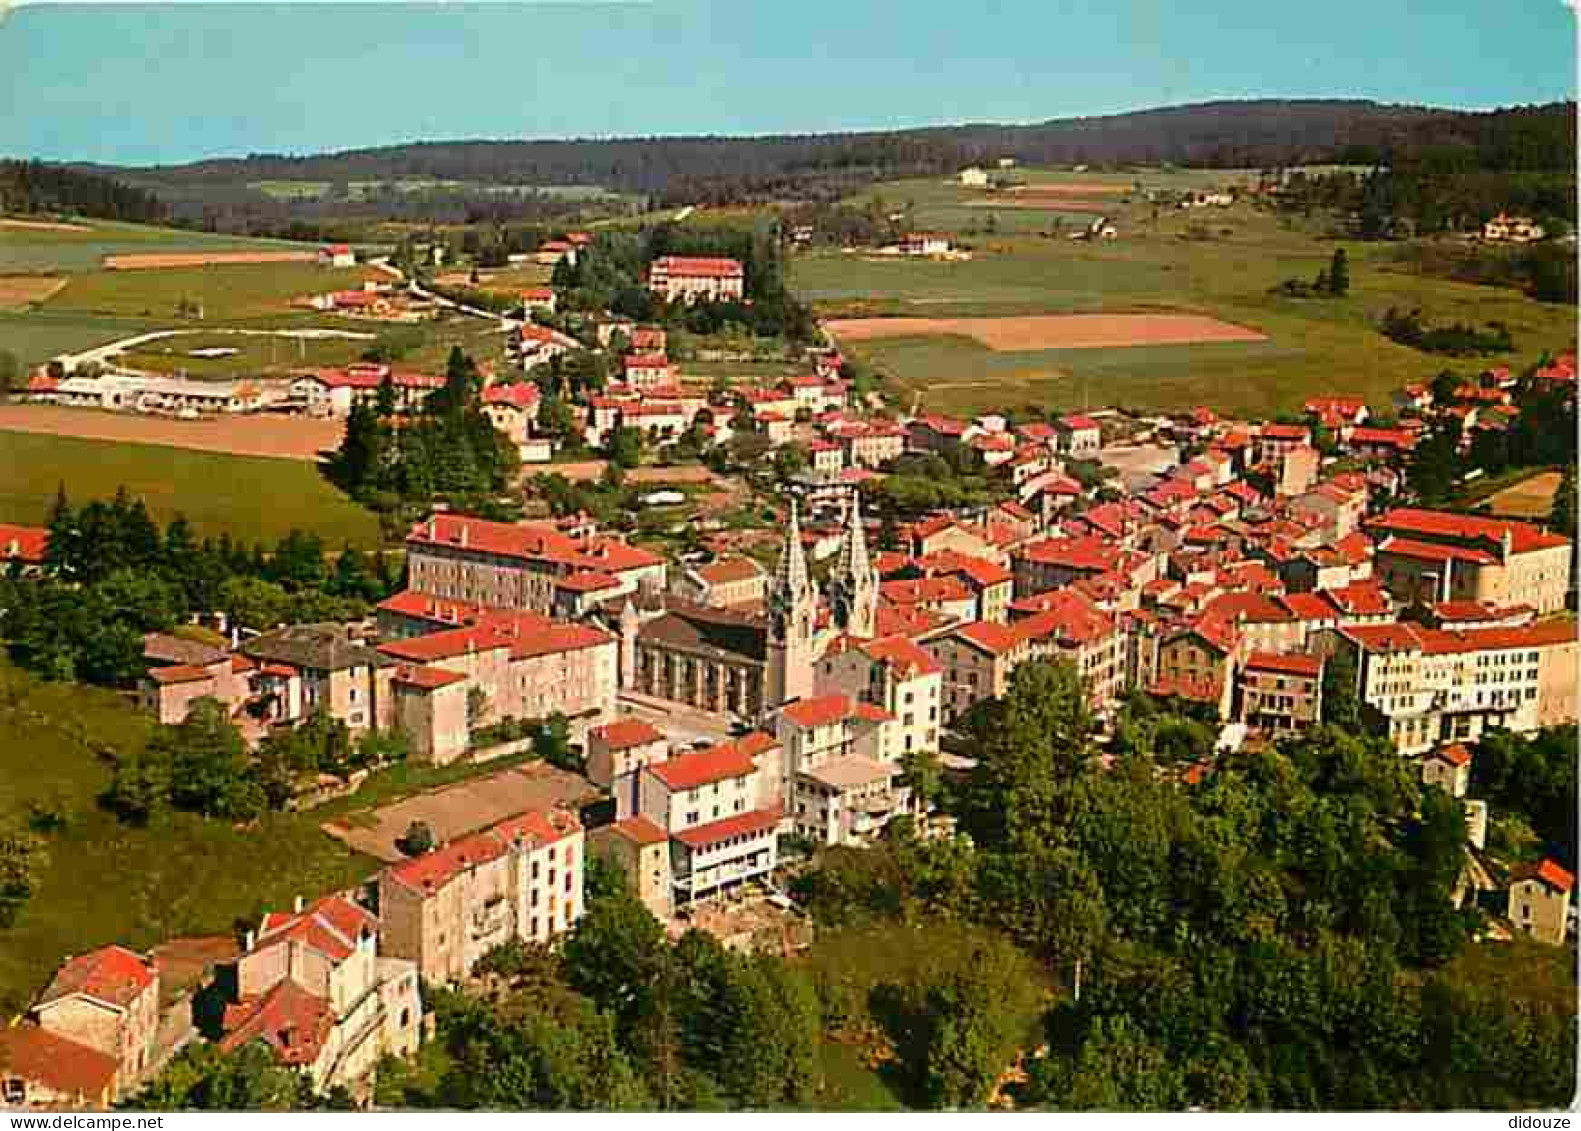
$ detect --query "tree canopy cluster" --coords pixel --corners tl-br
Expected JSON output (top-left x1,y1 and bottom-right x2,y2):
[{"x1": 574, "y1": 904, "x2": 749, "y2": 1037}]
[
  {"x1": 1, "y1": 488, "x2": 390, "y2": 687},
  {"x1": 328, "y1": 347, "x2": 520, "y2": 517},
  {"x1": 796, "y1": 660, "x2": 1576, "y2": 1110},
  {"x1": 551, "y1": 225, "x2": 814, "y2": 342}
]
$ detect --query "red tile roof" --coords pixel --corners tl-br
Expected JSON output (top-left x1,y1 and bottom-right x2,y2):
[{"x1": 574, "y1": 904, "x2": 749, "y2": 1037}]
[
  {"x1": 1377, "y1": 536, "x2": 1498, "y2": 566},
  {"x1": 0, "y1": 1025, "x2": 118, "y2": 1101},
  {"x1": 40, "y1": 946, "x2": 155, "y2": 1011},
  {"x1": 695, "y1": 557, "x2": 762, "y2": 585},
  {"x1": 862, "y1": 634, "x2": 942, "y2": 677},
  {"x1": 1513, "y1": 858, "x2": 1576, "y2": 894},
  {"x1": 1326, "y1": 580, "x2": 1392, "y2": 617},
  {"x1": 953, "y1": 620, "x2": 1023, "y2": 656},
  {"x1": 407, "y1": 514, "x2": 664, "y2": 575},
  {"x1": 607, "y1": 815, "x2": 669, "y2": 847},
  {"x1": 147, "y1": 663, "x2": 215, "y2": 685},
  {"x1": 221, "y1": 979, "x2": 334, "y2": 1068},
  {"x1": 391, "y1": 664, "x2": 467, "y2": 691},
  {"x1": 483, "y1": 382, "x2": 541, "y2": 409},
  {"x1": 1430, "y1": 743, "x2": 1473, "y2": 768},
  {"x1": 1245, "y1": 651, "x2": 1323, "y2": 677},
  {"x1": 672, "y1": 807, "x2": 780, "y2": 849},
  {"x1": 386, "y1": 830, "x2": 510, "y2": 894},
  {"x1": 255, "y1": 895, "x2": 378, "y2": 963},
  {"x1": 593, "y1": 718, "x2": 665, "y2": 751},
  {"x1": 648, "y1": 741, "x2": 759, "y2": 790},
  {"x1": 0, "y1": 522, "x2": 48, "y2": 564},
  {"x1": 1372, "y1": 508, "x2": 1570, "y2": 554},
  {"x1": 1279, "y1": 592, "x2": 1339, "y2": 622},
  {"x1": 781, "y1": 693, "x2": 891, "y2": 729},
  {"x1": 1058, "y1": 414, "x2": 1100, "y2": 431},
  {"x1": 651, "y1": 255, "x2": 744, "y2": 279}
]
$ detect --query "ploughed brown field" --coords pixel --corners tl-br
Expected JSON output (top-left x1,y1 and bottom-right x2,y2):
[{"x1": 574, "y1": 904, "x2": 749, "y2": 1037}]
[
  {"x1": 102, "y1": 250, "x2": 319, "y2": 270},
  {"x1": 0, "y1": 405, "x2": 343, "y2": 460},
  {"x1": 0, "y1": 275, "x2": 67, "y2": 307},
  {"x1": 823, "y1": 313, "x2": 1269, "y2": 351},
  {"x1": 1007, "y1": 184, "x2": 1128, "y2": 197}
]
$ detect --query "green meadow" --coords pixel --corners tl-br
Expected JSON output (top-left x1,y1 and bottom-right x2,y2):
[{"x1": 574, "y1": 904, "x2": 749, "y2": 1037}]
[{"x1": 0, "y1": 430, "x2": 380, "y2": 547}]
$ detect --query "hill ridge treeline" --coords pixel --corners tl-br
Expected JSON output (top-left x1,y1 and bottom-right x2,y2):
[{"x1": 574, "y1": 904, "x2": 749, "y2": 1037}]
[{"x1": 100, "y1": 99, "x2": 1575, "y2": 202}]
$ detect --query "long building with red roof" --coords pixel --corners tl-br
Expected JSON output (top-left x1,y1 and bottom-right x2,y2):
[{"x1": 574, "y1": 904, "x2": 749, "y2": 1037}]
[{"x1": 1370, "y1": 507, "x2": 1573, "y2": 613}]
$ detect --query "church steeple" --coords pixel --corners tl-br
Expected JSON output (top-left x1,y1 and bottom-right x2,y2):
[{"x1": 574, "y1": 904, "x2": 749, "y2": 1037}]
[
  {"x1": 766, "y1": 499, "x2": 816, "y2": 707},
  {"x1": 829, "y1": 492, "x2": 878, "y2": 639},
  {"x1": 773, "y1": 499, "x2": 811, "y2": 601}
]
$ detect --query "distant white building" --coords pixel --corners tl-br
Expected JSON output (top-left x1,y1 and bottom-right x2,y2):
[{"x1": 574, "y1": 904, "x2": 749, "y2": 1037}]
[{"x1": 958, "y1": 166, "x2": 989, "y2": 187}]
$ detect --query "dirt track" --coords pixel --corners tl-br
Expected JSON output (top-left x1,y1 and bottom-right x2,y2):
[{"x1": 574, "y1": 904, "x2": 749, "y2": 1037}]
[
  {"x1": 0, "y1": 405, "x2": 343, "y2": 461},
  {"x1": 824, "y1": 313, "x2": 1268, "y2": 351}
]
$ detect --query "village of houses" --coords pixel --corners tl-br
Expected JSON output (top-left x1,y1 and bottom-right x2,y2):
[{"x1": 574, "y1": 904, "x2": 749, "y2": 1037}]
[{"x1": 0, "y1": 235, "x2": 1578, "y2": 1110}]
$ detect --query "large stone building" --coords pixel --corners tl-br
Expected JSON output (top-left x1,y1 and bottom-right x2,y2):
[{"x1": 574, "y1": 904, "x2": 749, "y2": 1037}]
[
  {"x1": 405, "y1": 513, "x2": 666, "y2": 615},
  {"x1": 1370, "y1": 509, "x2": 1573, "y2": 615},
  {"x1": 378, "y1": 808, "x2": 585, "y2": 985},
  {"x1": 646, "y1": 256, "x2": 745, "y2": 304}
]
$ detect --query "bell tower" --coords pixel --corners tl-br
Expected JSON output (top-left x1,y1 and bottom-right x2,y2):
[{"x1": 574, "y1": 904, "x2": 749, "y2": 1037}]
[
  {"x1": 828, "y1": 492, "x2": 878, "y2": 640},
  {"x1": 766, "y1": 500, "x2": 817, "y2": 707}
]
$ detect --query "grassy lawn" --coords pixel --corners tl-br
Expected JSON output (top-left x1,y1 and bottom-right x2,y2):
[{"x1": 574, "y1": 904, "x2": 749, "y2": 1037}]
[
  {"x1": 0, "y1": 662, "x2": 376, "y2": 1011},
  {"x1": 792, "y1": 194, "x2": 1577, "y2": 418},
  {"x1": 0, "y1": 430, "x2": 380, "y2": 547},
  {"x1": 44, "y1": 262, "x2": 379, "y2": 321}
]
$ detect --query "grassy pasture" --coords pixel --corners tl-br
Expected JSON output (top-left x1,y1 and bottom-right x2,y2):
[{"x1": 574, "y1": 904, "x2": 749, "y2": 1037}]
[
  {"x1": 44, "y1": 261, "x2": 378, "y2": 321},
  {"x1": 0, "y1": 430, "x2": 380, "y2": 546},
  {"x1": 0, "y1": 309, "x2": 169, "y2": 367},
  {"x1": 796, "y1": 192, "x2": 1576, "y2": 417}
]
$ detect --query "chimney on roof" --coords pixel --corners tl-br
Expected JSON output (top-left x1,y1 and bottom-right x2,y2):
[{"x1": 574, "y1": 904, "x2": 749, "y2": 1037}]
[
  {"x1": 428, "y1": 516, "x2": 438, "y2": 540},
  {"x1": 244, "y1": 929, "x2": 255, "y2": 952},
  {"x1": 459, "y1": 524, "x2": 469, "y2": 549},
  {"x1": 293, "y1": 894, "x2": 304, "y2": 913}
]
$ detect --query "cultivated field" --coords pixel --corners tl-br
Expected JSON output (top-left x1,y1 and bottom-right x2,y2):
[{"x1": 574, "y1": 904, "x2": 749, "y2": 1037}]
[
  {"x1": 0, "y1": 429, "x2": 379, "y2": 546},
  {"x1": 824, "y1": 313, "x2": 1267, "y2": 350},
  {"x1": 1479, "y1": 470, "x2": 1563, "y2": 520},
  {"x1": 0, "y1": 405, "x2": 344, "y2": 460},
  {"x1": 103, "y1": 250, "x2": 319, "y2": 270},
  {"x1": 0, "y1": 217, "x2": 322, "y2": 274},
  {"x1": 793, "y1": 182, "x2": 1578, "y2": 417},
  {"x1": 0, "y1": 275, "x2": 67, "y2": 308}
]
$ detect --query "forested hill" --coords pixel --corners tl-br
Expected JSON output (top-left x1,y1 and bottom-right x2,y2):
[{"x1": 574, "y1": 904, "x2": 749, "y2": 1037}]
[
  {"x1": 95, "y1": 98, "x2": 1576, "y2": 206},
  {"x1": 0, "y1": 160, "x2": 167, "y2": 223}
]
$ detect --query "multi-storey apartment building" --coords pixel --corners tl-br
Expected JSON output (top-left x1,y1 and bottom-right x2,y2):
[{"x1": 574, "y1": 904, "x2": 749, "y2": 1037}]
[
  {"x1": 816, "y1": 634, "x2": 942, "y2": 758},
  {"x1": 1321, "y1": 618, "x2": 1578, "y2": 753},
  {"x1": 1236, "y1": 651, "x2": 1324, "y2": 733},
  {"x1": 635, "y1": 736, "x2": 780, "y2": 906},
  {"x1": 378, "y1": 808, "x2": 585, "y2": 985}
]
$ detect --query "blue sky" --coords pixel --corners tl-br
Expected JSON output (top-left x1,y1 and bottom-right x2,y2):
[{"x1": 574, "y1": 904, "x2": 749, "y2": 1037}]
[{"x1": 1, "y1": 1, "x2": 1575, "y2": 165}]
